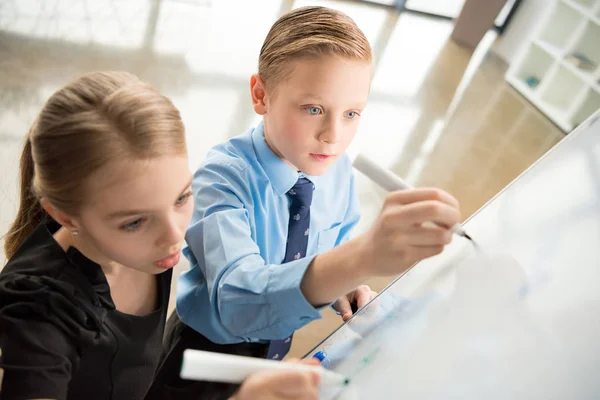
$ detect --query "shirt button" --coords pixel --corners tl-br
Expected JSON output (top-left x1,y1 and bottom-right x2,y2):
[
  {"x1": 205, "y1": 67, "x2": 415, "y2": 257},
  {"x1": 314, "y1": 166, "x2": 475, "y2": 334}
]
[
  {"x1": 285, "y1": 337, "x2": 291, "y2": 343},
  {"x1": 273, "y1": 354, "x2": 280, "y2": 360}
]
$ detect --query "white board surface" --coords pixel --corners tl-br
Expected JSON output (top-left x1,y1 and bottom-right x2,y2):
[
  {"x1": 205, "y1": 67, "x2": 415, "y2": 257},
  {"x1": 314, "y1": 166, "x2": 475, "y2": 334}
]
[{"x1": 310, "y1": 111, "x2": 600, "y2": 399}]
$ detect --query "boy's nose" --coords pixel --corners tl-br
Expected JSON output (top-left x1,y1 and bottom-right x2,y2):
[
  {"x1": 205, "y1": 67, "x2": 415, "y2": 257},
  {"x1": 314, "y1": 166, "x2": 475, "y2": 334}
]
[{"x1": 319, "y1": 119, "x2": 342, "y2": 144}]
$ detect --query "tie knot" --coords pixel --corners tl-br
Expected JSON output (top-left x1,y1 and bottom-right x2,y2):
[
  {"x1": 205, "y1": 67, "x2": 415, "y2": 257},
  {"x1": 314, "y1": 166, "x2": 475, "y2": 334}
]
[{"x1": 287, "y1": 178, "x2": 313, "y2": 208}]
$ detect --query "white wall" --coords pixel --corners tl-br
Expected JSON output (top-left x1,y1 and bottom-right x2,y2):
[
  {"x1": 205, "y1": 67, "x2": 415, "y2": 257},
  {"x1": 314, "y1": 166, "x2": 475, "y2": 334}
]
[{"x1": 492, "y1": 0, "x2": 557, "y2": 65}]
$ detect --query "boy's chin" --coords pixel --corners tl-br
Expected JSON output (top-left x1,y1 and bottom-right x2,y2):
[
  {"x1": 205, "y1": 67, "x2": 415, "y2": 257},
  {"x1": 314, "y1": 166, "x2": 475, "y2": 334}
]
[{"x1": 299, "y1": 159, "x2": 336, "y2": 176}]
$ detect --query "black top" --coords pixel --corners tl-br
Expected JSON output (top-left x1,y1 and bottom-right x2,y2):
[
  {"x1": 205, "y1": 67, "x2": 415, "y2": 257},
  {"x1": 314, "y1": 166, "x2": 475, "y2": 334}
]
[{"x1": 0, "y1": 219, "x2": 172, "y2": 400}]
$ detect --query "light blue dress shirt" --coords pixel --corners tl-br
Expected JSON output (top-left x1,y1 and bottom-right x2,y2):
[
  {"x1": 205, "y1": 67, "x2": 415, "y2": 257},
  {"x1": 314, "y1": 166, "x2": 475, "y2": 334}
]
[{"x1": 176, "y1": 122, "x2": 360, "y2": 344}]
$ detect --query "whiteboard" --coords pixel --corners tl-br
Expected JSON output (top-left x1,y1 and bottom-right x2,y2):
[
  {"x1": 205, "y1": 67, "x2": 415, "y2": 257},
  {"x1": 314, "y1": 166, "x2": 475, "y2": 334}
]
[{"x1": 308, "y1": 111, "x2": 600, "y2": 400}]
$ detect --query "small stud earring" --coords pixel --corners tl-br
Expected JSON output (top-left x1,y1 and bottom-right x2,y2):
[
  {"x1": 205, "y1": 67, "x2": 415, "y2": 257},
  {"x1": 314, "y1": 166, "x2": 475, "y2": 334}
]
[{"x1": 72, "y1": 231, "x2": 79, "y2": 237}]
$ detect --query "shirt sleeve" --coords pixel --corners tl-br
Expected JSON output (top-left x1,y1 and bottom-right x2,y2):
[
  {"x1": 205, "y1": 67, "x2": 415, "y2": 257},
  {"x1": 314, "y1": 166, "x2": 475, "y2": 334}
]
[
  {"x1": 335, "y1": 171, "x2": 361, "y2": 246},
  {"x1": 183, "y1": 161, "x2": 322, "y2": 341},
  {"x1": 0, "y1": 274, "x2": 99, "y2": 399}
]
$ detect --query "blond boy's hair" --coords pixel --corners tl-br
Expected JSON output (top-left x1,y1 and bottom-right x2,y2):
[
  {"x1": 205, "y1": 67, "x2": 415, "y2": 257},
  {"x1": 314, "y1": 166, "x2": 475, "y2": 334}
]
[{"x1": 258, "y1": 6, "x2": 372, "y2": 89}]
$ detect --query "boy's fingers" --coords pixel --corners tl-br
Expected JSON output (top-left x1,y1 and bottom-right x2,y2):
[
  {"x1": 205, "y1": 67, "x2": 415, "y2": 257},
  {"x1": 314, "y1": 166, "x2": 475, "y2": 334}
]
[
  {"x1": 385, "y1": 188, "x2": 459, "y2": 208},
  {"x1": 385, "y1": 201, "x2": 461, "y2": 229},
  {"x1": 405, "y1": 225, "x2": 453, "y2": 246},
  {"x1": 355, "y1": 285, "x2": 374, "y2": 309},
  {"x1": 334, "y1": 297, "x2": 353, "y2": 321}
]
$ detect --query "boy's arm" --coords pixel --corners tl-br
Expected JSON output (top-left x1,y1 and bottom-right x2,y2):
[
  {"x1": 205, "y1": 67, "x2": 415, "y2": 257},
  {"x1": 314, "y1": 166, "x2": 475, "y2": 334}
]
[
  {"x1": 300, "y1": 188, "x2": 462, "y2": 307},
  {"x1": 184, "y1": 161, "x2": 461, "y2": 341},
  {"x1": 184, "y1": 163, "x2": 322, "y2": 340}
]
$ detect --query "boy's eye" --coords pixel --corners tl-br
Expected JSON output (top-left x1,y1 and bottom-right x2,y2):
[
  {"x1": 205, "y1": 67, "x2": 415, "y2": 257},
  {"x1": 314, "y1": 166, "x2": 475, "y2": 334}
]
[
  {"x1": 120, "y1": 218, "x2": 146, "y2": 232},
  {"x1": 176, "y1": 191, "x2": 192, "y2": 206},
  {"x1": 304, "y1": 106, "x2": 322, "y2": 115},
  {"x1": 344, "y1": 111, "x2": 359, "y2": 119}
]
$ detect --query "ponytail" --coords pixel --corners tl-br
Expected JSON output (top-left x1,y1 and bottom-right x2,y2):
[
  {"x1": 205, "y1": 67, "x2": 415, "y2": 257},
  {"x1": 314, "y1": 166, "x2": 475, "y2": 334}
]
[{"x1": 3, "y1": 126, "x2": 46, "y2": 259}]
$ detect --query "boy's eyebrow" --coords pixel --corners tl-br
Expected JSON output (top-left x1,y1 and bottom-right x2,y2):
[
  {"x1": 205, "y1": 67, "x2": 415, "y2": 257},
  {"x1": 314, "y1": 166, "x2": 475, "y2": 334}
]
[
  {"x1": 298, "y1": 93, "x2": 322, "y2": 100},
  {"x1": 107, "y1": 177, "x2": 193, "y2": 219},
  {"x1": 298, "y1": 94, "x2": 367, "y2": 108}
]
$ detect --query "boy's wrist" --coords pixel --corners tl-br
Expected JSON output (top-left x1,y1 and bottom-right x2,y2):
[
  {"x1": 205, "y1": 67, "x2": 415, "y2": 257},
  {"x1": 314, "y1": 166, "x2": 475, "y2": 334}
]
[
  {"x1": 344, "y1": 235, "x2": 371, "y2": 281},
  {"x1": 301, "y1": 238, "x2": 370, "y2": 305}
]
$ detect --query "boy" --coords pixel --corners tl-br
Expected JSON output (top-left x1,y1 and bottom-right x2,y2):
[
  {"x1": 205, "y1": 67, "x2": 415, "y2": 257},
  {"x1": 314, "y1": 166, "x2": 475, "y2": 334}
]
[{"x1": 157, "y1": 6, "x2": 461, "y2": 395}]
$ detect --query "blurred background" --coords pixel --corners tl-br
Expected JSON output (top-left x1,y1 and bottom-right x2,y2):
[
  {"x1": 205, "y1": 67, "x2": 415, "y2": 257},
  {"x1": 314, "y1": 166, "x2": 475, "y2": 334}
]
[{"x1": 2, "y1": 0, "x2": 597, "y2": 358}]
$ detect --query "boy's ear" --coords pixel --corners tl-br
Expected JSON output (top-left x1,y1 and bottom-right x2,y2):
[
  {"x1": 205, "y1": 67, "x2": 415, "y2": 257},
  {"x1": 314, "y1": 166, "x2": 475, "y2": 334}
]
[
  {"x1": 40, "y1": 199, "x2": 80, "y2": 232},
  {"x1": 250, "y1": 74, "x2": 267, "y2": 115}
]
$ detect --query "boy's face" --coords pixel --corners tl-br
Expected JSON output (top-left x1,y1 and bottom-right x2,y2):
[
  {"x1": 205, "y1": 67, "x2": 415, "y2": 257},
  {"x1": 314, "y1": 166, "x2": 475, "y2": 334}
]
[{"x1": 255, "y1": 56, "x2": 371, "y2": 176}]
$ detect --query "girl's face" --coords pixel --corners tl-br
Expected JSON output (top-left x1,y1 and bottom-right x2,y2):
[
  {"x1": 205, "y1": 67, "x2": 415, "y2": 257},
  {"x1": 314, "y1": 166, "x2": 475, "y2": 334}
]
[{"x1": 73, "y1": 155, "x2": 194, "y2": 274}]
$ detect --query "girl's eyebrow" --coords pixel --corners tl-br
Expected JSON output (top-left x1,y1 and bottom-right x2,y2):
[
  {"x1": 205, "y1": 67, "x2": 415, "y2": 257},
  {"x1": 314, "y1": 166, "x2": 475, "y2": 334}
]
[{"x1": 107, "y1": 177, "x2": 193, "y2": 219}]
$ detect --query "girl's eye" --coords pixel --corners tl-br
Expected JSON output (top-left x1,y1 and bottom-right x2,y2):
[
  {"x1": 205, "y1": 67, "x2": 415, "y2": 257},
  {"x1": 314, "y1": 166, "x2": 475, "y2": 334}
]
[
  {"x1": 344, "y1": 111, "x2": 359, "y2": 119},
  {"x1": 176, "y1": 191, "x2": 192, "y2": 206},
  {"x1": 304, "y1": 106, "x2": 322, "y2": 115},
  {"x1": 120, "y1": 218, "x2": 146, "y2": 232}
]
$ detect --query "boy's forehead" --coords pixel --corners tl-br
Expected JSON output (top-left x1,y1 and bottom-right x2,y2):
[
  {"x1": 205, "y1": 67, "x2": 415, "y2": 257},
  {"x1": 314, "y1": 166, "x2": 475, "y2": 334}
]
[{"x1": 281, "y1": 57, "x2": 371, "y2": 104}]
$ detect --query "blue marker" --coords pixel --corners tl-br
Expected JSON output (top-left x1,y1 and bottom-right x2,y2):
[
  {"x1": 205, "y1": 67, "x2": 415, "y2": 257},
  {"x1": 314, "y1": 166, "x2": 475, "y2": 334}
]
[{"x1": 312, "y1": 351, "x2": 331, "y2": 368}]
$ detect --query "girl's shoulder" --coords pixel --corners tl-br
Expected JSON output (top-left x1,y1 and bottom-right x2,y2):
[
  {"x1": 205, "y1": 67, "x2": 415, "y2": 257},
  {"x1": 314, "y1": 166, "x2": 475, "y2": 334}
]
[{"x1": 1, "y1": 219, "x2": 113, "y2": 343}]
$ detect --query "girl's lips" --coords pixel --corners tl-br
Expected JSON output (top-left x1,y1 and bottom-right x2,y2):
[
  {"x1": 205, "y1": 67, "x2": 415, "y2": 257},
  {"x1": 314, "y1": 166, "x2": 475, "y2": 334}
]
[{"x1": 154, "y1": 252, "x2": 180, "y2": 269}]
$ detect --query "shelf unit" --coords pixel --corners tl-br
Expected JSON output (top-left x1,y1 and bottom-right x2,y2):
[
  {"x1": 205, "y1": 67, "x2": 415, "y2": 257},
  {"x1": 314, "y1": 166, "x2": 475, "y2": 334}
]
[{"x1": 506, "y1": 0, "x2": 600, "y2": 132}]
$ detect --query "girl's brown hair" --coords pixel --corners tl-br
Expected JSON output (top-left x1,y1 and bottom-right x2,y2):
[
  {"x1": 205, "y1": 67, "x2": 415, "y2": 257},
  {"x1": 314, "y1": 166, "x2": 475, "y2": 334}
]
[
  {"x1": 4, "y1": 71, "x2": 186, "y2": 259},
  {"x1": 258, "y1": 6, "x2": 372, "y2": 90}
]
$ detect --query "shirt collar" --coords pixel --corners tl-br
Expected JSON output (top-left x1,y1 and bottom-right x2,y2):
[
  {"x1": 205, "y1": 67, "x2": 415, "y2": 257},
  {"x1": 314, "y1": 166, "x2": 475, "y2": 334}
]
[{"x1": 251, "y1": 121, "x2": 321, "y2": 196}]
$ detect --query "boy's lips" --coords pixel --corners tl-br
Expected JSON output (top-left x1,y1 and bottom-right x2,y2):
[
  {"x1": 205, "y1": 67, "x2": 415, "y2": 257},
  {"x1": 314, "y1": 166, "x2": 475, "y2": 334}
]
[{"x1": 310, "y1": 153, "x2": 333, "y2": 161}]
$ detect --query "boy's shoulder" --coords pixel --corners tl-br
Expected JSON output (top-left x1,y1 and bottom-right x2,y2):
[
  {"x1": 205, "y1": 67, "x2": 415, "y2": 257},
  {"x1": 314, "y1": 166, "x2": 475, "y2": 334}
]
[
  {"x1": 196, "y1": 127, "x2": 267, "y2": 195},
  {"x1": 203, "y1": 129, "x2": 256, "y2": 174}
]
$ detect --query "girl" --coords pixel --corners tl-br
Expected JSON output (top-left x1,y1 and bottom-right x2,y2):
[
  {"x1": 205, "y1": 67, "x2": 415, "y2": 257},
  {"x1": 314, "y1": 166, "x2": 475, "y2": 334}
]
[{"x1": 0, "y1": 71, "x2": 320, "y2": 400}]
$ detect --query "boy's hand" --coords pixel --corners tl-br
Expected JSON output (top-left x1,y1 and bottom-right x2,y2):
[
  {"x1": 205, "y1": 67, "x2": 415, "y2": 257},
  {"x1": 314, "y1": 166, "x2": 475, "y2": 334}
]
[
  {"x1": 358, "y1": 188, "x2": 461, "y2": 276},
  {"x1": 299, "y1": 188, "x2": 461, "y2": 311},
  {"x1": 333, "y1": 285, "x2": 377, "y2": 321},
  {"x1": 231, "y1": 359, "x2": 320, "y2": 400}
]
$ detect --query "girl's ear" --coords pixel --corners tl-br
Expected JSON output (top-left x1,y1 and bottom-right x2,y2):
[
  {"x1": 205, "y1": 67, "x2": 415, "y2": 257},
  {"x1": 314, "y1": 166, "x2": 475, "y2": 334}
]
[{"x1": 40, "y1": 199, "x2": 81, "y2": 232}]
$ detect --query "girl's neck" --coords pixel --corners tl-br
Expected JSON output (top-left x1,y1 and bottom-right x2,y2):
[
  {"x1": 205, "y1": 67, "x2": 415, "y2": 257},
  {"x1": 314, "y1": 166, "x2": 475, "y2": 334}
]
[
  {"x1": 53, "y1": 227, "x2": 127, "y2": 278},
  {"x1": 53, "y1": 226, "x2": 157, "y2": 315}
]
